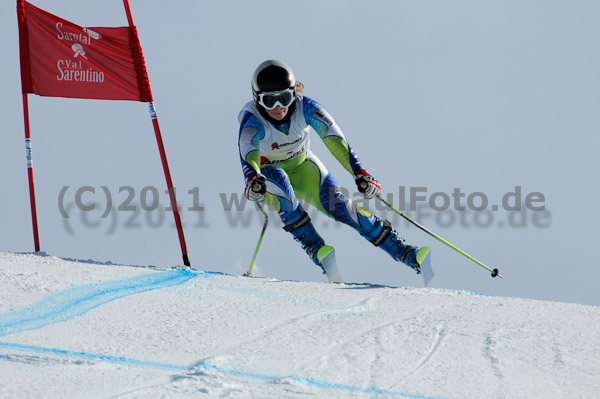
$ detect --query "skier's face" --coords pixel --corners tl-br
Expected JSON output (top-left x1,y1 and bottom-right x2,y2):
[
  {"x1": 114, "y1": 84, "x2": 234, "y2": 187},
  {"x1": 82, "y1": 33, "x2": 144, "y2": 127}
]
[{"x1": 265, "y1": 105, "x2": 288, "y2": 121}]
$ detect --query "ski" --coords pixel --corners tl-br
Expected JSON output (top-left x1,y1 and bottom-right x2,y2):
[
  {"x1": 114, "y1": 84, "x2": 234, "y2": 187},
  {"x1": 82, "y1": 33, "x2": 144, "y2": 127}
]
[
  {"x1": 317, "y1": 245, "x2": 343, "y2": 283},
  {"x1": 414, "y1": 246, "x2": 434, "y2": 286}
]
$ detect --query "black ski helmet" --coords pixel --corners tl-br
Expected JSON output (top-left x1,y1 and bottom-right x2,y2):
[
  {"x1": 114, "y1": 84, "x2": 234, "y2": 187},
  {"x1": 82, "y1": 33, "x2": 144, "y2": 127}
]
[{"x1": 252, "y1": 60, "x2": 296, "y2": 103}]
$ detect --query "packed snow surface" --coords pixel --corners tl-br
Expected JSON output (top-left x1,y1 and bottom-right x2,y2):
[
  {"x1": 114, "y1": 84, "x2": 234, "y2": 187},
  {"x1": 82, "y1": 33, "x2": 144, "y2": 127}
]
[{"x1": 0, "y1": 252, "x2": 598, "y2": 398}]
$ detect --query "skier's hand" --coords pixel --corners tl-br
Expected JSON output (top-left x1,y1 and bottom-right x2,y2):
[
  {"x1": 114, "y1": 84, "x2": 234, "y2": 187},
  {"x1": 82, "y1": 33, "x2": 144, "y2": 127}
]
[
  {"x1": 355, "y1": 170, "x2": 381, "y2": 200},
  {"x1": 245, "y1": 174, "x2": 267, "y2": 202}
]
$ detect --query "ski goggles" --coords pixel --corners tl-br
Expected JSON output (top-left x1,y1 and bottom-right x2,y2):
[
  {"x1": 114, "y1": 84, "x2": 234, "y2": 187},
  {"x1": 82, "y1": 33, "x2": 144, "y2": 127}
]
[{"x1": 257, "y1": 88, "x2": 296, "y2": 110}]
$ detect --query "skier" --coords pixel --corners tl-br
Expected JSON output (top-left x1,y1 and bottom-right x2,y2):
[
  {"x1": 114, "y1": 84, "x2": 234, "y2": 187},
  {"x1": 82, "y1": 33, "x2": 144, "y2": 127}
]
[{"x1": 238, "y1": 60, "x2": 428, "y2": 278}]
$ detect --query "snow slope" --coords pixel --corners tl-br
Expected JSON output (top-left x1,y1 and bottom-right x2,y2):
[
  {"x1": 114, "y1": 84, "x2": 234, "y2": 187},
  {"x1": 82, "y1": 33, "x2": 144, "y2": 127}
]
[{"x1": 1, "y1": 252, "x2": 599, "y2": 399}]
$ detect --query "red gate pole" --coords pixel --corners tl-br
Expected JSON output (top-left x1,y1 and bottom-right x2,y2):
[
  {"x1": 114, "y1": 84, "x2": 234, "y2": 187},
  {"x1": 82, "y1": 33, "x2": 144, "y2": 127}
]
[
  {"x1": 18, "y1": 0, "x2": 40, "y2": 252},
  {"x1": 148, "y1": 103, "x2": 191, "y2": 267},
  {"x1": 123, "y1": 0, "x2": 190, "y2": 266},
  {"x1": 22, "y1": 93, "x2": 40, "y2": 252}
]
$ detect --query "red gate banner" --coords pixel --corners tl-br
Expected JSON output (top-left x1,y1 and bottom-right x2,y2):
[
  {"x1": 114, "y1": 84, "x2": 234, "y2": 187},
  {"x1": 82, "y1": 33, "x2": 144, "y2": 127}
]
[{"x1": 17, "y1": 0, "x2": 153, "y2": 102}]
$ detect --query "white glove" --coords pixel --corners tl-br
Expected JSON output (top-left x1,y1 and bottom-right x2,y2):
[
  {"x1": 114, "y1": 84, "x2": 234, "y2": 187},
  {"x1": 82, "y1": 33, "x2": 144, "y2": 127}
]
[
  {"x1": 245, "y1": 174, "x2": 267, "y2": 202},
  {"x1": 355, "y1": 170, "x2": 381, "y2": 200}
]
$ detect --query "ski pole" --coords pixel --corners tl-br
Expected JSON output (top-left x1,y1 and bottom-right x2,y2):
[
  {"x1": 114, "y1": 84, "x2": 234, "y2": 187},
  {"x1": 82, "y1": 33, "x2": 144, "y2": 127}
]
[
  {"x1": 376, "y1": 194, "x2": 502, "y2": 278},
  {"x1": 245, "y1": 179, "x2": 269, "y2": 276}
]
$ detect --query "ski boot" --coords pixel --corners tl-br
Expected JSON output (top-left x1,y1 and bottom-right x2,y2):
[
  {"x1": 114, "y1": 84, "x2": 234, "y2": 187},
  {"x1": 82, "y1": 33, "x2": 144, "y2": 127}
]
[
  {"x1": 371, "y1": 220, "x2": 422, "y2": 272},
  {"x1": 283, "y1": 209, "x2": 326, "y2": 271}
]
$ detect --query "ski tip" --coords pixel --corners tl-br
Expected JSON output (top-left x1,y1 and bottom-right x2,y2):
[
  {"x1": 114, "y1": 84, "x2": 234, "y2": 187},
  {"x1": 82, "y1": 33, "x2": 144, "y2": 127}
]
[
  {"x1": 416, "y1": 246, "x2": 431, "y2": 265},
  {"x1": 317, "y1": 245, "x2": 335, "y2": 262},
  {"x1": 416, "y1": 247, "x2": 434, "y2": 287},
  {"x1": 317, "y1": 245, "x2": 343, "y2": 284}
]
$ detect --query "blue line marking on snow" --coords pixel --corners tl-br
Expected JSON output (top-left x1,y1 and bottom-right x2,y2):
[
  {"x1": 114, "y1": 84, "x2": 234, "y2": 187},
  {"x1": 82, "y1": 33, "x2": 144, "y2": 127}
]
[
  {"x1": 0, "y1": 266, "x2": 446, "y2": 398},
  {"x1": 0, "y1": 269, "x2": 200, "y2": 338},
  {"x1": 194, "y1": 363, "x2": 449, "y2": 398},
  {"x1": 457, "y1": 289, "x2": 490, "y2": 297},
  {"x1": 0, "y1": 342, "x2": 448, "y2": 399},
  {"x1": 0, "y1": 342, "x2": 187, "y2": 371}
]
